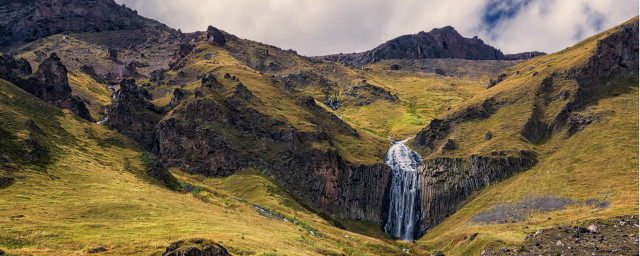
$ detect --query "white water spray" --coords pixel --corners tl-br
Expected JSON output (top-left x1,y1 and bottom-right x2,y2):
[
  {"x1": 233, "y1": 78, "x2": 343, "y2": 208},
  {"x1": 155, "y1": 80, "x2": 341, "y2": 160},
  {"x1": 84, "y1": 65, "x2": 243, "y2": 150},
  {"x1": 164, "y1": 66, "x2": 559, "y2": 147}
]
[{"x1": 384, "y1": 138, "x2": 424, "y2": 240}]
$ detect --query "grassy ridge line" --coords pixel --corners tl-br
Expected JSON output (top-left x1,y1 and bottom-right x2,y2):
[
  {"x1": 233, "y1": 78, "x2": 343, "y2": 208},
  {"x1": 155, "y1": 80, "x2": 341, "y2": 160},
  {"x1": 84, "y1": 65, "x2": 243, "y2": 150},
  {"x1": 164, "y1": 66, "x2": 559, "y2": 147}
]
[{"x1": 416, "y1": 17, "x2": 639, "y2": 255}]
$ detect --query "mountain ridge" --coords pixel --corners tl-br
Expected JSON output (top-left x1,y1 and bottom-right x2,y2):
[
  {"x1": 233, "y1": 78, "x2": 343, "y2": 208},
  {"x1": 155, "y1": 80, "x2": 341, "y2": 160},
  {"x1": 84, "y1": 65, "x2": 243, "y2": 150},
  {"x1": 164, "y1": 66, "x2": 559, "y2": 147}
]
[{"x1": 311, "y1": 26, "x2": 546, "y2": 66}]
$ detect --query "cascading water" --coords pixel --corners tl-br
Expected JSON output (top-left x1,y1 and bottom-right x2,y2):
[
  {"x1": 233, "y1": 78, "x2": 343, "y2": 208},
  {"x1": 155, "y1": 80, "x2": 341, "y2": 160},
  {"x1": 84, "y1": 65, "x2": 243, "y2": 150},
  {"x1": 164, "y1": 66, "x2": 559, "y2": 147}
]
[
  {"x1": 96, "y1": 83, "x2": 119, "y2": 125},
  {"x1": 384, "y1": 138, "x2": 424, "y2": 240}
]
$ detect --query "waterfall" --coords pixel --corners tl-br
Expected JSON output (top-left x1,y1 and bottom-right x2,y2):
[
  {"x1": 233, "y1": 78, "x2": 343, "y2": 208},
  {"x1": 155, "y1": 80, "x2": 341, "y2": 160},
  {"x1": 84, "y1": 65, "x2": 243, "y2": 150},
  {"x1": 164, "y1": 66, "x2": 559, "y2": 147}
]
[
  {"x1": 326, "y1": 92, "x2": 340, "y2": 111},
  {"x1": 384, "y1": 138, "x2": 424, "y2": 240},
  {"x1": 96, "y1": 83, "x2": 119, "y2": 125}
]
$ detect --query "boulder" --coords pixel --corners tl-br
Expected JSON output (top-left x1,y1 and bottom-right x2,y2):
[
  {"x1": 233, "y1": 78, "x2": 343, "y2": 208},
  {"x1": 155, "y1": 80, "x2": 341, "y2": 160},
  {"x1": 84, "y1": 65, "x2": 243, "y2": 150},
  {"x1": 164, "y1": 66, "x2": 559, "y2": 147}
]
[
  {"x1": 206, "y1": 26, "x2": 226, "y2": 47},
  {"x1": 162, "y1": 238, "x2": 230, "y2": 256},
  {"x1": 389, "y1": 64, "x2": 400, "y2": 70},
  {"x1": 588, "y1": 224, "x2": 598, "y2": 233}
]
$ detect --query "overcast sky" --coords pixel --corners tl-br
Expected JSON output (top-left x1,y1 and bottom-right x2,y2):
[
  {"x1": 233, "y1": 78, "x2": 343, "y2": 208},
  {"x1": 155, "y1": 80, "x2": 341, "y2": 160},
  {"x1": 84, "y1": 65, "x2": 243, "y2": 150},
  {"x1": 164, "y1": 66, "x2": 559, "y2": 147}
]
[{"x1": 114, "y1": 0, "x2": 638, "y2": 56}]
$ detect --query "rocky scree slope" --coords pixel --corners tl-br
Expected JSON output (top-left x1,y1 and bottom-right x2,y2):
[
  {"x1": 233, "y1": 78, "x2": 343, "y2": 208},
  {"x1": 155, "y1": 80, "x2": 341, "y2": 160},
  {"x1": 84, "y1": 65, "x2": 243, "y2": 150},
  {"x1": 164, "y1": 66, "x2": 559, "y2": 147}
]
[{"x1": 412, "y1": 17, "x2": 638, "y2": 239}]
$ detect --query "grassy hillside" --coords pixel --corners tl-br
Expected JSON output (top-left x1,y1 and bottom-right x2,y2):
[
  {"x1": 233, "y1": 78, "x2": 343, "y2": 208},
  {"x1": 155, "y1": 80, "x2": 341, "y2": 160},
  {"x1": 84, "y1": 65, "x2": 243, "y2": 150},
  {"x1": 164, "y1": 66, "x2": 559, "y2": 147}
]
[
  {"x1": 415, "y1": 17, "x2": 639, "y2": 255},
  {"x1": 0, "y1": 78, "x2": 429, "y2": 255}
]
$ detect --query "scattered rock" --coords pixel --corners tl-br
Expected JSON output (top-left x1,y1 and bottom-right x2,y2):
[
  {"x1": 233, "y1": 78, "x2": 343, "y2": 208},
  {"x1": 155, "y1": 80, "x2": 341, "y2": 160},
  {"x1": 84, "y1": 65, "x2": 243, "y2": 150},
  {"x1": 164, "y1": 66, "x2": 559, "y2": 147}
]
[
  {"x1": 389, "y1": 64, "x2": 400, "y2": 70},
  {"x1": 484, "y1": 131, "x2": 492, "y2": 140},
  {"x1": 435, "y1": 69, "x2": 446, "y2": 76},
  {"x1": 87, "y1": 247, "x2": 107, "y2": 254},
  {"x1": 556, "y1": 240, "x2": 564, "y2": 246},
  {"x1": 224, "y1": 73, "x2": 231, "y2": 79},
  {"x1": 533, "y1": 242, "x2": 540, "y2": 246},
  {"x1": 532, "y1": 71, "x2": 538, "y2": 77},
  {"x1": 588, "y1": 224, "x2": 598, "y2": 233},
  {"x1": 201, "y1": 73, "x2": 221, "y2": 89},
  {"x1": 450, "y1": 83, "x2": 456, "y2": 86},
  {"x1": 469, "y1": 233, "x2": 478, "y2": 241},
  {"x1": 487, "y1": 73, "x2": 506, "y2": 89},
  {"x1": 434, "y1": 251, "x2": 445, "y2": 256}
]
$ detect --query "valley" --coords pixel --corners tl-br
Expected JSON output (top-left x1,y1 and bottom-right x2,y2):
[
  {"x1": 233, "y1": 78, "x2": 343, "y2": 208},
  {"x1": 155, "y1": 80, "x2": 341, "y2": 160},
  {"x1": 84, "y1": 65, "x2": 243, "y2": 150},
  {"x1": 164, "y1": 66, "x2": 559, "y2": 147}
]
[{"x1": 0, "y1": 0, "x2": 637, "y2": 255}]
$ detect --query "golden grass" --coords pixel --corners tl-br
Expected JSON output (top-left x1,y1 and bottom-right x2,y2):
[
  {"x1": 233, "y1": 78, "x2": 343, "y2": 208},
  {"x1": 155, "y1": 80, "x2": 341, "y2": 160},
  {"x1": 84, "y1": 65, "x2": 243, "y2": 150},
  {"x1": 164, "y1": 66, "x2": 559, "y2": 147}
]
[{"x1": 416, "y1": 17, "x2": 640, "y2": 255}]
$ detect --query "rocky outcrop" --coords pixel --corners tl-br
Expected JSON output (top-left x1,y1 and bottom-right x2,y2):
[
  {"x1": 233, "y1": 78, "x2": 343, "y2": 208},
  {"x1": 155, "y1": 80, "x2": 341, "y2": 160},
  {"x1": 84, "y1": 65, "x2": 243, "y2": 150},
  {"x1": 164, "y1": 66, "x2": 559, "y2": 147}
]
[
  {"x1": 344, "y1": 82, "x2": 398, "y2": 106},
  {"x1": 0, "y1": 0, "x2": 154, "y2": 46},
  {"x1": 106, "y1": 48, "x2": 118, "y2": 61},
  {"x1": 169, "y1": 88, "x2": 188, "y2": 109},
  {"x1": 162, "y1": 238, "x2": 230, "y2": 256},
  {"x1": 107, "y1": 79, "x2": 164, "y2": 152},
  {"x1": 550, "y1": 20, "x2": 639, "y2": 133},
  {"x1": 503, "y1": 51, "x2": 546, "y2": 60},
  {"x1": 0, "y1": 54, "x2": 31, "y2": 83},
  {"x1": 418, "y1": 155, "x2": 535, "y2": 230},
  {"x1": 413, "y1": 97, "x2": 501, "y2": 153},
  {"x1": 206, "y1": 26, "x2": 226, "y2": 47},
  {"x1": 15, "y1": 53, "x2": 91, "y2": 120},
  {"x1": 169, "y1": 43, "x2": 195, "y2": 70}
]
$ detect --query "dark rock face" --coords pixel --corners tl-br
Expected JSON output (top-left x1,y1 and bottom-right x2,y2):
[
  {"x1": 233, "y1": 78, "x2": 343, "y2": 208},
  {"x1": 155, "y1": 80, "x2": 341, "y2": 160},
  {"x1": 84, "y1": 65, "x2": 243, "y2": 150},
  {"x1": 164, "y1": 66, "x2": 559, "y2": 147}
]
[
  {"x1": 0, "y1": 0, "x2": 152, "y2": 46},
  {"x1": 418, "y1": 155, "x2": 535, "y2": 231},
  {"x1": 206, "y1": 26, "x2": 225, "y2": 47},
  {"x1": 169, "y1": 43, "x2": 195, "y2": 70},
  {"x1": 503, "y1": 51, "x2": 546, "y2": 60},
  {"x1": 107, "y1": 79, "x2": 164, "y2": 152},
  {"x1": 163, "y1": 238, "x2": 230, "y2": 256},
  {"x1": 15, "y1": 53, "x2": 91, "y2": 120}
]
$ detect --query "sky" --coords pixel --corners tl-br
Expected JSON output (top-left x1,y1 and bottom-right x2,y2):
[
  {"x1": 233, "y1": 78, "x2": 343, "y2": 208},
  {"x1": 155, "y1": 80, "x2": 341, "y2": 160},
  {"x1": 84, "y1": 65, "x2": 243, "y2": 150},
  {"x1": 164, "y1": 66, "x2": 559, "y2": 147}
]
[{"x1": 114, "y1": 0, "x2": 639, "y2": 56}]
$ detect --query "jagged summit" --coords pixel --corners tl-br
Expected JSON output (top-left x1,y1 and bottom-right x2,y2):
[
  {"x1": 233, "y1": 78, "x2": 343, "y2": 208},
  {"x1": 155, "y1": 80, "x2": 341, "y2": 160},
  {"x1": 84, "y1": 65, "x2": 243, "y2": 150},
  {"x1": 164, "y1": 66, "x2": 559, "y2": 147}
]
[
  {"x1": 313, "y1": 25, "x2": 545, "y2": 65},
  {"x1": 0, "y1": 0, "x2": 170, "y2": 46}
]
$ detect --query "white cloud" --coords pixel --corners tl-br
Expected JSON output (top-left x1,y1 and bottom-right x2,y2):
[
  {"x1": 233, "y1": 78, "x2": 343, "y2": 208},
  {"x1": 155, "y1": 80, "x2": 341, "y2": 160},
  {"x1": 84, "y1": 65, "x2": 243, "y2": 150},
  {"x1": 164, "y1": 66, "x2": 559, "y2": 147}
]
[{"x1": 115, "y1": 0, "x2": 638, "y2": 56}]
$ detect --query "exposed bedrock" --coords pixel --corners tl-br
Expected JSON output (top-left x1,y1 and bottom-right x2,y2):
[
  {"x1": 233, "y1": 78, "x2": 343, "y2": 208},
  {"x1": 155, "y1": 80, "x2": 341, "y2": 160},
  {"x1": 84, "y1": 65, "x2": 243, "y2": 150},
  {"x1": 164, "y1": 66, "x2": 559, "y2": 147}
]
[
  {"x1": 550, "y1": 20, "x2": 639, "y2": 133},
  {"x1": 418, "y1": 155, "x2": 535, "y2": 231}
]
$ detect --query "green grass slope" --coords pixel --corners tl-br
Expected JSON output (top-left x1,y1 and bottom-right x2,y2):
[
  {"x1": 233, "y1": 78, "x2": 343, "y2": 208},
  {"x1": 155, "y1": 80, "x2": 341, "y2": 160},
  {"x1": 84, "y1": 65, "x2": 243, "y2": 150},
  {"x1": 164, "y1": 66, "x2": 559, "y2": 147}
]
[
  {"x1": 0, "y1": 78, "x2": 428, "y2": 255},
  {"x1": 414, "y1": 17, "x2": 639, "y2": 255}
]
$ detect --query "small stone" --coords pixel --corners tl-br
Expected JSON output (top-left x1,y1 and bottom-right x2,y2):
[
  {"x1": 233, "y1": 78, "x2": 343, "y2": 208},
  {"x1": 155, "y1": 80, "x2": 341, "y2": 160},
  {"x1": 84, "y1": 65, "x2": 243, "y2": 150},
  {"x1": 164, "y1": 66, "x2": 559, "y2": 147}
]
[
  {"x1": 534, "y1": 242, "x2": 540, "y2": 246},
  {"x1": 622, "y1": 234, "x2": 628, "y2": 237},
  {"x1": 619, "y1": 221, "x2": 627, "y2": 226},
  {"x1": 502, "y1": 248, "x2": 510, "y2": 252},
  {"x1": 556, "y1": 240, "x2": 564, "y2": 246},
  {"x1": 588, "y1": 224, "x2": 598, "y2": 233},
  {"x1": 435, "y1": 251, "x2": 445, "y2": 256}
]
